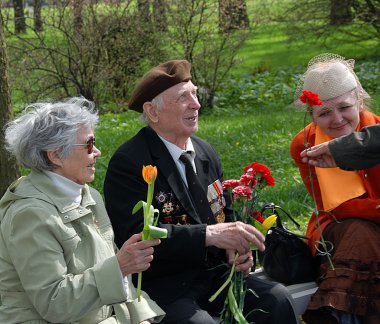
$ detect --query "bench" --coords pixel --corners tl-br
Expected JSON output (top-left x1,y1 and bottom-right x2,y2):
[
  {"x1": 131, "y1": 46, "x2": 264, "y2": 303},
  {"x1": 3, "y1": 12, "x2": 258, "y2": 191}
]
[{"x1": 252, "y1": 268, "x2": 317, "y2": 323}]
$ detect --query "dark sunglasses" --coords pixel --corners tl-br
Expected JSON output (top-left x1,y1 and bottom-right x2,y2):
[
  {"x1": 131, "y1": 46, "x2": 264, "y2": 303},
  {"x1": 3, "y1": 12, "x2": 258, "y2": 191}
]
[{"x1": 72, "y1": 137, "x2": 96, "y2": 154}]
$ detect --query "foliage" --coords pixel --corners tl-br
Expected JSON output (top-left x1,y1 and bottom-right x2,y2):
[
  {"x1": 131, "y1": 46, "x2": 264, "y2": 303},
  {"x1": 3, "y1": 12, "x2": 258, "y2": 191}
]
[
  {"x1": 1, "y1": 1, "x2": 252, "y2": 111},
  {"x1": 163, "y1": 0, "x2": 251, "y2": 109},
  {"x1": 275, "y1": 0, "x2": 380, "y2": 53},
  {"x1": 215, "y1": 60, "x2": 380, "y2": 110},
  {"x1": 3, "y1": 2, "x2": 164, "y2": 111}
]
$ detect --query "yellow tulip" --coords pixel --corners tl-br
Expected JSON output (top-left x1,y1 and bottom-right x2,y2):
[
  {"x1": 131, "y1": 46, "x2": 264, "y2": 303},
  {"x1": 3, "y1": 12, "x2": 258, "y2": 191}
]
[
  {"x1": 262, "y1": 214, "x2": 277, "y2": 230},
  {"x1": 142, "y1": 165, "x2": 158, "y2": 184}
]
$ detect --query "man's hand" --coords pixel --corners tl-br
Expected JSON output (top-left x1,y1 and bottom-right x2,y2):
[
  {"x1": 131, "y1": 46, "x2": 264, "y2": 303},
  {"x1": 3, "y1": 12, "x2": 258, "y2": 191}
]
[
  {"x1": 300, "y1": 142, "x2": 337, "y2": 168},
  {"x1": 205, "y1": 221, "x2": 265, "y2": 255},
  {"x1": 226, "y1": 250, "x2": 254, "y2": 277},
  {"x1": 116, "y1": 233, "x2": 161, "y2": 277}
]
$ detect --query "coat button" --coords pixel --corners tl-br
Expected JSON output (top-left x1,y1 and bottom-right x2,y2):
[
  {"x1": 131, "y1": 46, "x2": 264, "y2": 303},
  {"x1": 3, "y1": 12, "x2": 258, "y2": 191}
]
[
  {"x1": 64, "y1": 215, "x2": 69, "y2": 219},
  {"x1": 364, "y1": 173, "x2": 368, "y2": 178}
]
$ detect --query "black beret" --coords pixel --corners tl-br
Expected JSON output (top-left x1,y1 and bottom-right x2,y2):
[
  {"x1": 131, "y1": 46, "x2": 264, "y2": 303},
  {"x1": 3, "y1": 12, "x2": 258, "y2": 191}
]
[{"x1": 128, "y1": 60, "x2": 192, "y2": 112}]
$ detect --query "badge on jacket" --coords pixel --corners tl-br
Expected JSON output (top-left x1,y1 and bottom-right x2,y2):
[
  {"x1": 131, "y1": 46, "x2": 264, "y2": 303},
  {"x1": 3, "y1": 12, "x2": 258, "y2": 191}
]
[
  {"x1": 154, "y1": 191, "x2": 189, "y2": 225},
  {"x1": 207, "y1": 179, "x2": 225, "y2": 223}
]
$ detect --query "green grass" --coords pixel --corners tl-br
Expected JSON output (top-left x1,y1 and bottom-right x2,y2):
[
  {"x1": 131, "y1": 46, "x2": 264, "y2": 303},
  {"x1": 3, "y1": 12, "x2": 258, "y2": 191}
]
[{"x1": 233, "y1": 22, "x2": 380, "y2": 75}]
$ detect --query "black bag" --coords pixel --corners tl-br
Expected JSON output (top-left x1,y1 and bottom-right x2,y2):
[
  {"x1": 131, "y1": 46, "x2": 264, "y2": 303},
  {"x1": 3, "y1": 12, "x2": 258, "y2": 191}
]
[{"x1": 258, "y1": 203, "x2": 319, "y2": 285}]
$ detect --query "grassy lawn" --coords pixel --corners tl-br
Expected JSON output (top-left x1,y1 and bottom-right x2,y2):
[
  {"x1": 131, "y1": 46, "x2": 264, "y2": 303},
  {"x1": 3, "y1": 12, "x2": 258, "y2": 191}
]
[{"x1": 233, "y1": 22, "x2": 380, "y2": 75}]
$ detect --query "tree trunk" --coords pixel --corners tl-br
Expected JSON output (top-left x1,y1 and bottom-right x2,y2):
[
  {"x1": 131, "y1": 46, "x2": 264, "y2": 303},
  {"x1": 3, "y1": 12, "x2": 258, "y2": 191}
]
[
  {"x1": 153, "y1": 0, "x2": 167, "y2": 31},
  {"x1": 34, "y1": 0, "x2": 43, "y2": 32},
  {"x1": 330, "y1": 0, "x2": 353, "y2": 25},
  {"x1": 219, "y1": 0, "x2": 249, "y2": 33},
  {"x1": 0, "y1": 9, "x2": 20, "y2": 198},
  {"x1": 138, "y1": 0, "x2": 150, "y2": 23},
  {"x1": 72, "y1": 0, "x2": 84, "y2": 32},
  {"x1": 13, "y1": 0, "x2": 26, "y2": 33}
]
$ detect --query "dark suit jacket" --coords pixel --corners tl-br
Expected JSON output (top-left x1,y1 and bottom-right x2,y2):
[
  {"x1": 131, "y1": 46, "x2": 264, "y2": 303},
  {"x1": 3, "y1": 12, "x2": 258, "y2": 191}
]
[
  {"x1": 330, "y1": 122, "x2": 380, "y2": 170},
  {"x1": 104, "y1": 126, "x2": 230, "y2": 305}
]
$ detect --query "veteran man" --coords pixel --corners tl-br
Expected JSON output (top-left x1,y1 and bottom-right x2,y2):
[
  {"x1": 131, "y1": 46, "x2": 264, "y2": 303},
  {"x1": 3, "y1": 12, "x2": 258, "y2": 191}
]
[{"x1": 104, "y1": 60, "x2": 297, "y2": 324}]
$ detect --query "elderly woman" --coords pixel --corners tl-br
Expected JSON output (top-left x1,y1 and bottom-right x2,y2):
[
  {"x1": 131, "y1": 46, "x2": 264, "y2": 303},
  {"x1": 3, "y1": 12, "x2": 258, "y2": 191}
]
[
  {"x1": 290, "y1": 54, "x2": 380, "y2": 324},
  {"x1": 0, "y1": 97, "x2": 165, "y2": 323}
]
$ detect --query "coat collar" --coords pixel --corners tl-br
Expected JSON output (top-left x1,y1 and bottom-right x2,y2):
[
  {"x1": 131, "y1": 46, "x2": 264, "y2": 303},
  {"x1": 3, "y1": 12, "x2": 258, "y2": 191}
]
[{"x1": 1, "y1": 171, "x2": 96, "y2": 215}]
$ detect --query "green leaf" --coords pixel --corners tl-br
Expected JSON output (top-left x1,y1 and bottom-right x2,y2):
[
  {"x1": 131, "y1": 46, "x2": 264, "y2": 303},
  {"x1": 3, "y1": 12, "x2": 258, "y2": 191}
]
[
  {"x1": 148, "y1": 225, "x2": 168, "y2": 239},
  {"x1": 132, "y1": 201, "x2": 145, "y2": 214}
]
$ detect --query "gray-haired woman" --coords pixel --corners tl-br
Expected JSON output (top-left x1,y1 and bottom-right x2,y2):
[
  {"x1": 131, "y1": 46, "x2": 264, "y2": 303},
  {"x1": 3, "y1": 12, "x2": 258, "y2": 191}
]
[{"x1": 0, "y1": 97, "x2": 165, "y2": 324}]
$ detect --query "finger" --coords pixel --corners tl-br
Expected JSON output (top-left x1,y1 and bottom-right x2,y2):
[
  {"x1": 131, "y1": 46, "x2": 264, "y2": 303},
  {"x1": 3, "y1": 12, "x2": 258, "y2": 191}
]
[
  {"x1": 300, "y1": 149, "x2": 309, "y2": 157},
  {"x1": 123, "y1": 233, "x2": 143, "y2": 245},
  {"x1": 138, "y1": 238, "x2": 161, "y2": 248}
]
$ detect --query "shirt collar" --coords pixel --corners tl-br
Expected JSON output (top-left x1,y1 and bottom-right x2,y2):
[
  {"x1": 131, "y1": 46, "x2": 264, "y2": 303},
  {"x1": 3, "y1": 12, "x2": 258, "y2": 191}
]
[{"x1": 157, "y1": 135, "x2": 196, "y2": 161}]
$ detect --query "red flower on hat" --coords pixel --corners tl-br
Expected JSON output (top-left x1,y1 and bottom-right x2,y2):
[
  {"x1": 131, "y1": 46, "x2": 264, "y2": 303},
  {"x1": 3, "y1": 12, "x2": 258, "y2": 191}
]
[{"x1": 299, "y1": 90, "x2": 323, "y2": 107}]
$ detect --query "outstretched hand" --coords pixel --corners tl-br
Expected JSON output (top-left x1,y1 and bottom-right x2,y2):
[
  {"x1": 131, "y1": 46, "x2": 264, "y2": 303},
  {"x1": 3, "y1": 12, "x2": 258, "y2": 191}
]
[{"x1": 300, "y1": 142, "x2": 337, "y2": 168}]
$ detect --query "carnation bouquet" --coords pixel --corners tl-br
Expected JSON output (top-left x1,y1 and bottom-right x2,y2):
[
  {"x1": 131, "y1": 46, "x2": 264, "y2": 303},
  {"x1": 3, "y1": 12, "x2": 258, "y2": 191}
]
[{"x1": 209, "y1": 162, "x2": 277, "y2": 323}]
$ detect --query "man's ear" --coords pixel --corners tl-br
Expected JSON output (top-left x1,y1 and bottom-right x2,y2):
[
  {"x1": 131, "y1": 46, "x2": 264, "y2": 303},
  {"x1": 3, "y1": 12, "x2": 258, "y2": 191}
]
[
  {"x1": 143, "y1": 102, "x2": 159, "y2": 123},
  {"x1": 47, "y1": 150, "x2": 63, "y2": 168}
]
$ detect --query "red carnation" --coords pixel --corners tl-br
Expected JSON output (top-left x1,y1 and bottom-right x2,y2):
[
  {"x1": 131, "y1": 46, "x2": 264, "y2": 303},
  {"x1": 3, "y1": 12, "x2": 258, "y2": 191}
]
[
  {"x1": 299, "y1": 90, "x2": 323, "y2": 107},
  {"x1": 261, "y1": 172, "x2": 275, "y2": 186},
  {"x1": 244, "y1": 162, "x2": 271, "y2": 175},
  {"x1": 232, "y1": 185, "x2": 252, "y2": 201},
  {"x1": 239, "y1": 174, "x2": 256, "y2": 187},
  {"x1": 222, "y1": 179, "x2": 240, "y2": 190}
]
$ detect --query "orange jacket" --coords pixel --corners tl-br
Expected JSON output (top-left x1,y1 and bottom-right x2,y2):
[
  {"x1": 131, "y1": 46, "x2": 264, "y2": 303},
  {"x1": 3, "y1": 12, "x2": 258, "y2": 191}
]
[{"x1": 290, "y1": 111, "x2": 380, "y2": 255}]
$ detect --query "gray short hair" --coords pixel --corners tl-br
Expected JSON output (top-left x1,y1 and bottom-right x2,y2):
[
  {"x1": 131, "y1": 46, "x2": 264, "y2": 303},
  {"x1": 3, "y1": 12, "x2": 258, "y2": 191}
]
[
  {"x1": 5, "y1": 97, "x2": 99, "y2": 171},
  {"x1": 141, "y1": 93, "x2": 164, "y2": 124}
]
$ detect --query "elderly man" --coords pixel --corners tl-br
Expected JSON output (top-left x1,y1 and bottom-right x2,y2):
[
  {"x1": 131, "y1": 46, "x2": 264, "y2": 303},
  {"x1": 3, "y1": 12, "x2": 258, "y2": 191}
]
[{"x1": 104, "y1": 60, "x2": 297, "y2": 324}]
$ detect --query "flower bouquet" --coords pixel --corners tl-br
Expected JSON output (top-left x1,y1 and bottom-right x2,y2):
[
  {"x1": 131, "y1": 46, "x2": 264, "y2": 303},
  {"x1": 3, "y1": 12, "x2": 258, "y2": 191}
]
[
  {"x1": 209, "y1": 162, "x2": 276, "y2": 323},
  {"x1": 132, "y1": 165, "x2": 168, "y2": 301}
]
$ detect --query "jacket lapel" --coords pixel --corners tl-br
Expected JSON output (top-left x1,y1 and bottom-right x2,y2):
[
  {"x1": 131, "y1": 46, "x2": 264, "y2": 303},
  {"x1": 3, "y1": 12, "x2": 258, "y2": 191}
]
[
  {"x1": 193, "y1": 141, "x2": 210, "y2": 191},
  {"x1": 145, "y1": 127, "x2": 203, "y2": 224}
]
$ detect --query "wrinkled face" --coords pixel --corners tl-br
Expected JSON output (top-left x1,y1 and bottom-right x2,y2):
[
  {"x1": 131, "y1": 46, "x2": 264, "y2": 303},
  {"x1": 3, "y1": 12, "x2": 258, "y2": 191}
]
[
  {"x1": 154, "y1": 80, "x2": 201, "y2": 147},
  {"x1": 54, "y1": 126, "x2": 101, "y2": 185},
  {"x1": 311, "y1": 90, "x2": 362, "y2": 138}
]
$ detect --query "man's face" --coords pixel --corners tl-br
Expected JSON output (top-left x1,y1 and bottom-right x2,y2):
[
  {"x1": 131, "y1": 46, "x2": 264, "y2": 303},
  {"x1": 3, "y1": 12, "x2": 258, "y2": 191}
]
[{"x1": 154, "y1": 80, "x2": 201, "y2": 147}]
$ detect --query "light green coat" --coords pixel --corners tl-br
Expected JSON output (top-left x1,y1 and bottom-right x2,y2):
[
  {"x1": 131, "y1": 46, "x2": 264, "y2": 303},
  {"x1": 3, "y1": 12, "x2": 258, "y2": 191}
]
[{"x1": 0, "y1": 171, "x2": 165, "y2": 324}]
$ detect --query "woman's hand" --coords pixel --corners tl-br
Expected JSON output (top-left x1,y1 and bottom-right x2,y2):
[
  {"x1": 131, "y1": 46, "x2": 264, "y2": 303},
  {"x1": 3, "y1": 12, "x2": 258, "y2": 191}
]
[{"x1": 116, "y1": 233, "x2": 160, "y2": 277}]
